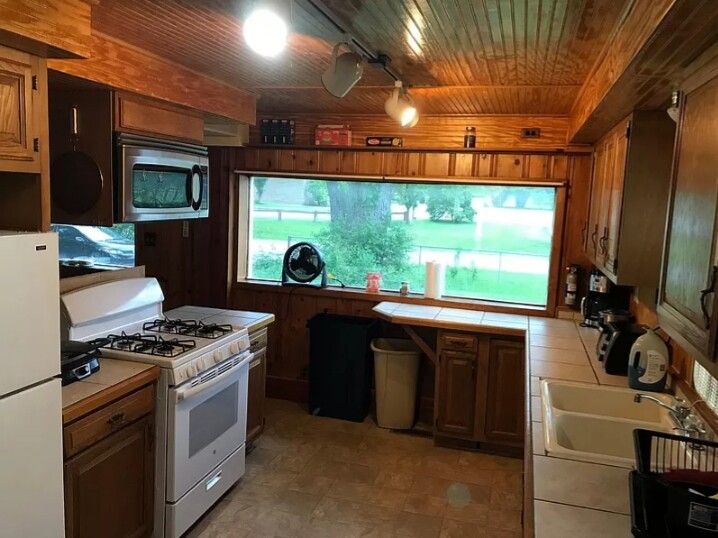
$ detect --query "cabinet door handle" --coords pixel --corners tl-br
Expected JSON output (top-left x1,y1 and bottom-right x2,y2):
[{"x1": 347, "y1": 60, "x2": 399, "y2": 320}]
[
  {"x1": 591, "y1": 225, "x2": 598, "y2": 249},
  {"x1": 700, "y1": 266, "x2": 718, "y2": 330},
  {"x1": 107, "y1": 412, "x2": 126, "y2": 428},
  {"x1": 599, "y1": 227, "x2": 608, "y2": 254},
  {"x1": 581, "y1": 221, "x2": 588, "y2": 246}
]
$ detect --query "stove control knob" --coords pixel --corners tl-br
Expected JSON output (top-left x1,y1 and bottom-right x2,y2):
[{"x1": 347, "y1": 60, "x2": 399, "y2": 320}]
[
  {"x1": 229, "y1": 343, "x2": 240, "y2": 355},
  {"x1": 213, "y1": 351, "x2": 223, "y2": 364},
  {"x1": 195, "y1": 359, "x2": 205, "y2": 371},
  {"x1": 185, "y1": 365, "x2": 195, "y2": 378}
]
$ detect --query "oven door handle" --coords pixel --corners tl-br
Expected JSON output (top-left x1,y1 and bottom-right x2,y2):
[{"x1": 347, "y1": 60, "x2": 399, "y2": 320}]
[{"x1": 174, "y1": 352, "x2": 253, "y2": 403}]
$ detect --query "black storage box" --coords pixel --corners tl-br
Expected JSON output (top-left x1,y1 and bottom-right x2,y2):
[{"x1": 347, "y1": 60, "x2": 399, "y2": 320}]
[{"x1": 307, "y1": 314, "x2": 379, "y2": 422}]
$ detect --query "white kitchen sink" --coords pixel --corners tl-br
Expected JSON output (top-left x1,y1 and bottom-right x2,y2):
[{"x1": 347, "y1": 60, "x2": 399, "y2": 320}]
[{"x1": 541, "y1": 380, "x2": 677, "y2": 467}]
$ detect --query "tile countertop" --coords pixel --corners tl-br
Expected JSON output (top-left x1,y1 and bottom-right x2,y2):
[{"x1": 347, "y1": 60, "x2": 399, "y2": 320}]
[
  {"x1": 61, "y1": 359, "x2": 158, "y2": 420},
  {"x1": 372, "y1": 302, "x2": 633, "y2": 538},
  {"x1": 163, "y1": 305, "x2": 275, "y2": 333}
]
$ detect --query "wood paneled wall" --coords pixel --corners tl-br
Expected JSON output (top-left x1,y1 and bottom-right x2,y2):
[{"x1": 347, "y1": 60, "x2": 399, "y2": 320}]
[
  {"x1": 229, "y1": 283, "x2": 435, "y2": 408},
  {"x1": 250, "y1": 115, "x2": 582, "y2": 151},
  {"x1": 135, "y1": 147, "x2": 237, "y2": 310},
  {"x1": 237, "y1": 146, "x2": 576, "y2": 182}
]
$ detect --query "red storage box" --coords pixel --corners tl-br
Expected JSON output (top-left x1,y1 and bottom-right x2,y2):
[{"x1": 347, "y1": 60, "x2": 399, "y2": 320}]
[{"x1": 315, "y1": 124, "x2": 352, "y2": 146}]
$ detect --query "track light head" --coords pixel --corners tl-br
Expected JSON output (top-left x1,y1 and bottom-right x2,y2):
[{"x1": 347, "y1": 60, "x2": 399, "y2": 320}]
[
  {"x1": 321, "y1": 42, "x2": 364, "y2": 98},
  {"x1": 385, "y1": 81, "x2": 419, "y2": 127}
]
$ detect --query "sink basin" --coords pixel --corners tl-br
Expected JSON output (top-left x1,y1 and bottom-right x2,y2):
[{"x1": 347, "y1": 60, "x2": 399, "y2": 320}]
[
  {"x1": 546, "y1": 381, "x2": 674, "y2": 423},
  {"x1": 541, "y1": 380, "x2": 677, "y2": 467}
]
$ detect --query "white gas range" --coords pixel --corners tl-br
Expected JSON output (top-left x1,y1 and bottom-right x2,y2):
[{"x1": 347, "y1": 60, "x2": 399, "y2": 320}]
[{"x1": 60, "y1": 278, "x2": 252, "y2": 538}]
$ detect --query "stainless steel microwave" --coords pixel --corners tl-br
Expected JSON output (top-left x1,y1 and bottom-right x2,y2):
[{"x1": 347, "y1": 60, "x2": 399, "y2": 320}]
[{"x1": 116, "y1": 134, "x2": 209, "y2": 222}]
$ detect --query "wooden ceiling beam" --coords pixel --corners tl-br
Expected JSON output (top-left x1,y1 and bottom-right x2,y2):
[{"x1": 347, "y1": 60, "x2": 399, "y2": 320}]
[
  {"x1": 48, "y1": 32, "x2": 257, "y2": 125},
  {"x1": 569, "y1": 0, "x2": 718, "y2": 143},
  {"x1": 568, "y1": 0, "x2": 676, "y2": 142},
  {"x1": 0, "y1": 0, "x2": 92, "y2": 58}
]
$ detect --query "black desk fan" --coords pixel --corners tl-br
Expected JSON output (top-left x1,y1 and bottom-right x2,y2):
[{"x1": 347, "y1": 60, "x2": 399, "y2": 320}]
[{"x1": 281, "y1": 242, "x2": 328, "y2": 288}]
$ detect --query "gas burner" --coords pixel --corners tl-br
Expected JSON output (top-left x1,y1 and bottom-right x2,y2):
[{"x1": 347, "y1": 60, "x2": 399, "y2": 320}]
[
  {"x1": 194, "y1": 322, "x2": 233, "y2": 339},
  {"x1": 143, "y1": 318, "x2": 198, "y2": 335},
  {"x1": 143, "y1": 318, "x2": 232, "y2": 339},
  {"x1": 105, "y1": 333, "x2": 196, "y2": 357},
  {"x1": 107, "y1": 332, "x2": 154, "y2": 351}
]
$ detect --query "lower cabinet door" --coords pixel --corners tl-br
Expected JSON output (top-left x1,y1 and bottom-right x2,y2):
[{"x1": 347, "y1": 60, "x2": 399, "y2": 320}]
[
  {"x1": 485, "y1": 339, "x2": 525, "y2": 444},
  {"x1": 246, "y1": 349, "x2": 266, "y2": 444},
  {"x1": 64, "y1": 415, "x2": 155, "y2": 538},
  {"x1": 436, "y1": 350, "x2": 477, "y2": 437}
]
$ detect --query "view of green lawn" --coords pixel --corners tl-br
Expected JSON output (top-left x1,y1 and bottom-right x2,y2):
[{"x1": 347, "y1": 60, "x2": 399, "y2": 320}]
[
  {"x1": 251, "y1": 251, "x2": 548, "y2": 304},
  {"x1": 251, "y1": 216, "x2": 551, "y2": 304},
  {"x1": 252, "y1": 218, "x2": 551, "y2": 255},
  {"x1": 250, "y1": 179, "x2": 554, "y2": 305}
]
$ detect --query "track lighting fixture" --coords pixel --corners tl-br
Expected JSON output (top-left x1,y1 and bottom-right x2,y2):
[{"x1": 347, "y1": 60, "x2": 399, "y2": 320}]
[
  {"x1": 385, "y1": 81, "x2": 419, "y2": 127},
  {"x1": 667, "y1": 90, "x2": 681, "y2": 123},
  {"x1": 321, "y1": 41, "x2": 365, "y2": 98}
]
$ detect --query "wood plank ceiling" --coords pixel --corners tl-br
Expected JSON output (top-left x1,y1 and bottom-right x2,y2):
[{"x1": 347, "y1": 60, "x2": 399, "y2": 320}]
[{"x1": 91, "y1": 0, "x2": 631, "y2": 117}]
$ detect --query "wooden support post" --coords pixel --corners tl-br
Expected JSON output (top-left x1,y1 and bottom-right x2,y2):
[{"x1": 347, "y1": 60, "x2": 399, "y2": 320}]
[{"x1": 402, "y1": 325, "x2": 437, "y2": 365}]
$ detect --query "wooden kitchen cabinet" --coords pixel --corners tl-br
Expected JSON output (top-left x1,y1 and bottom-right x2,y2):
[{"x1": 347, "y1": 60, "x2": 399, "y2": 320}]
[
  {"x1": 63, "y1": 384, "x2": 156, "y2": 538},
  {"x1": 114, "y1": 91, "x2": 204, "y2": 144},
  {"x1": 435, "y1": 349, "x2": 478, "y2": 437},
  {"x1": 484, "y1": 337, "x2": 524, "y2": 444},
  {"x1": 0, "y1": 45, "x2": 42, "y2": 173},
  {"x1": 434, "y1": 331, "x2": 523, "y2": 450},
  {"x1": 658, "y1": 75, "x2": 718, "y2": 369},
  {"x1": 584, "y1": 111, "x2": 675, "y2": 288},
  {"x1": 246, "y1": 327, "x2": 268, "y2": 449},
  {"x1": 246, "y1": 349, "x2": 266, "y2": 446}
]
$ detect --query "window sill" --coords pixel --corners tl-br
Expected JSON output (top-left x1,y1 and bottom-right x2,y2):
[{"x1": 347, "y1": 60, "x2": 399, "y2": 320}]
[{"x1": 233, "y1": 279, "x2": 550, "y2": 317}]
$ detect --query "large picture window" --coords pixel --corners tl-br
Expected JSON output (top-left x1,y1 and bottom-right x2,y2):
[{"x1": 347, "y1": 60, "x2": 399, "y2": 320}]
[{"x1": 245, "y1": 176, "x2": 557, "y2": 306}]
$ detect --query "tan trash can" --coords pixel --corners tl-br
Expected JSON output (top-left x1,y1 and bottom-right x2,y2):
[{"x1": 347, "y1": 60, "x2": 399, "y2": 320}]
[{"x1": 370, "y1": 338, "x2": 421, "y2": 429}]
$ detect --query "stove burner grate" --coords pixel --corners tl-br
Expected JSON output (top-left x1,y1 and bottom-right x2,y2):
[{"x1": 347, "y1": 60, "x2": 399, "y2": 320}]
[
  {"x1": 143, "y1": 318, "x2": 233, "y2": 339},
  {"x1": 105, "y1": 332, "x2": 196, "y2": 357}
]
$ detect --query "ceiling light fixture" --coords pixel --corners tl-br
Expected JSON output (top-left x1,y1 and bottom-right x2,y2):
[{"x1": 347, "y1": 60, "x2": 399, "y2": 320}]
[
  {"x1": 385, "y1": 81, "x2": 419, "y2": 127},
  {"x1": 244, "y1": 8, "x2": 288, "y2": 57},
  {"x1": 321, "y1": 41, "x2": 365, "y2": 98},
  {"x1": 667, "y1": 90, "x2": 681, "y2": 123}
]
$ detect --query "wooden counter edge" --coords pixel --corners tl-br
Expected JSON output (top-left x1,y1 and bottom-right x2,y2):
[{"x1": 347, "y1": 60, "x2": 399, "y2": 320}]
[
  {"x1": 373, "y1": 309, "x2": 526, "y2": 337},
  {"x1": 523, "y1": 346, "x2": 534, "y2": 538},
  {"x1": 62, "y1": 366, "x2": 160, "y2": 425}
]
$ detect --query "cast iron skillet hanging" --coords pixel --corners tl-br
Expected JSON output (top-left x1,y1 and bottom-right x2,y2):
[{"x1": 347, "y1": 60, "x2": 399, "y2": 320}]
[{"x1": 51, "y1": 105, "x2": 104, "y2": 215}]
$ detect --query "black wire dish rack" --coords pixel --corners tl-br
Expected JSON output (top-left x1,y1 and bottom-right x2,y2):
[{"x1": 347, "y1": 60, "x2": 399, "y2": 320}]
[{"x1": 631, "y1": 429, "x2": 718, "y2": 537}]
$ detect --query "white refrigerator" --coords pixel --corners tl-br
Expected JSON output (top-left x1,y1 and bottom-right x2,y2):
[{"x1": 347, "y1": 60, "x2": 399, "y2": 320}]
[{"x1": 0, "y1": 232, "x2": 65, "y2": 537}]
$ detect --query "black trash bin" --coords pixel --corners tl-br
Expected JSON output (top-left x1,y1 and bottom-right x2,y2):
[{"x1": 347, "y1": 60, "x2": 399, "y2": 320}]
[{"x1": 307, "y1": 314, "x2": 379, "y2": 422}]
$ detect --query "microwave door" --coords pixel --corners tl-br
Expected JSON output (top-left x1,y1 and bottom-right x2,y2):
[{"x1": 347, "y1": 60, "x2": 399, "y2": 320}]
[{"x1": 120, "y1": 146, "x2": 206, "y2": 222}]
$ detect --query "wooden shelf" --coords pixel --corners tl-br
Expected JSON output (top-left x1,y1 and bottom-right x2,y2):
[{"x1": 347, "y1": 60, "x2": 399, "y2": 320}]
[{"x1": 246, "y1": 144, "x2": 591, "y2": 155}]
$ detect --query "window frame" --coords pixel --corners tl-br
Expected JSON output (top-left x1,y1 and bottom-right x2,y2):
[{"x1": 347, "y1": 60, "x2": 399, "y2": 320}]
[{"x1": 234, "y1": 172, "x2": 567, "y2": 314}]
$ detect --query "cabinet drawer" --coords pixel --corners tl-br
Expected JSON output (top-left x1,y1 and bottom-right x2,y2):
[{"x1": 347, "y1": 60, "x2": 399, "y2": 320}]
[
  {"x1": 440, "y1": 333, "x2": 478, "y2": 352},
  {"x1": 249, "y1": 328, "x2": 268, "y2": 354},
  {"x1": 63, "y1": 384, "x2": 155, "y2": 458}
]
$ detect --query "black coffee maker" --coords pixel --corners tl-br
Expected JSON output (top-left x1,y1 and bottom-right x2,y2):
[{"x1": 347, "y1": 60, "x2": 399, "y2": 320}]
[
  {"x1": 596, "y1": 309, "x2": 646, "y2": 375},
  {"x1": 580, "y1": 269, "x2": 630, "y2": 327}
]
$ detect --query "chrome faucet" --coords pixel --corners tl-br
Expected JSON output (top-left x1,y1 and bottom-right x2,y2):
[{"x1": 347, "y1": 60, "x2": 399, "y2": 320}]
[{"x1": 633, "y1": 393, "x2": 707, "y2": 441}]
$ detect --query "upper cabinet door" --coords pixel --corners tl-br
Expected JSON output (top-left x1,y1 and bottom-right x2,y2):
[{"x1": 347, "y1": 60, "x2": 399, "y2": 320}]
[
  {"x1": 0, "y1": 46, "x2": 39, "y2": 173},
  {"x1": 659, "y1": 76, "x2": 718, "y2": 362},
  {"x1": 586, "y1": 144, "x2": 606, "y2": 259},
  {"x1": 603, "y1": 124, "x2": 629, "y2": 277}
]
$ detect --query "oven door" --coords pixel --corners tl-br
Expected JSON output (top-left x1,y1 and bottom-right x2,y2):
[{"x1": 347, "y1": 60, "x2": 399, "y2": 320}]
[
  {"x1": 166, "y1": 352, "x2": 251, "y2": 502},
  {"x1": 118, "y1": 144, "x2": 209, "y2": 222}
]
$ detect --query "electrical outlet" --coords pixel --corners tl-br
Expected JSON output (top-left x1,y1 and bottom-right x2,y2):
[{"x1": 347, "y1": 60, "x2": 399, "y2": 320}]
[
  {"x1": 144, "y1": 232, "x2": 157, "y2": 247},
  {"x1": 182, "y1": 220, "x2": 190, "y2": 238},
  {"x1": 521, "y1": 128, "x2": 541, "y2": 138},
  {"x1": 300, "y1": 366, "x2": 309, "y2": 380}
]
